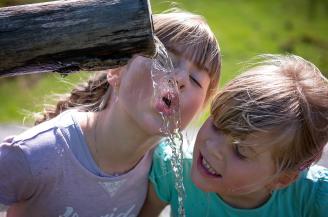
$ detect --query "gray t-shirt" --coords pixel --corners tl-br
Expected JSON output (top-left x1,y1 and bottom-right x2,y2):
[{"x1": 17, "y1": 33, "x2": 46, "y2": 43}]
[{"x1": 0, "y1": 111, "x2": 153, "y2": 217}]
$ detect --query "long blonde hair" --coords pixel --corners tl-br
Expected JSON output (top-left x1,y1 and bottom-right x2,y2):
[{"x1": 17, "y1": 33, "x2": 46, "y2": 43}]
[
  {"x1": 35, "y1": 10, "x2": 221, "y2": 125},
  {"x1": 211, "y1": 54, "x2": 328, "y2": 173}
]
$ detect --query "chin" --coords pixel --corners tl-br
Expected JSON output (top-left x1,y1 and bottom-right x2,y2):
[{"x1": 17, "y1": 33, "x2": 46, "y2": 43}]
[
  {"x1": 140, "y1": 122, "x2": 163, "y2": 137},
  {"x1": 130, "y1": 112, "x2": 162, "y2": 135},
  {"x1": 192, "y1": 161, "x2": 221, "y2": 194},
  {"x1": 191, "y1": 164, "x2": 208, "y2": 192},
  {"x1": 192, "y1": 176, "x2": 212, "y2": 193}
]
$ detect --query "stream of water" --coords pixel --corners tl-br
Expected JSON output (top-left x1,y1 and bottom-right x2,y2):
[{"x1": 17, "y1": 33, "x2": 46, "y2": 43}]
[{"x1": 151, "y1": 37, "x2": 186, "y2": 217}]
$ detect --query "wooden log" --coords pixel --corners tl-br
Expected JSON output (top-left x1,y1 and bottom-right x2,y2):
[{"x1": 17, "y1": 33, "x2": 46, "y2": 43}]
[{"x1": 0, "y1": 0, "x2": 155, "y2": 77}]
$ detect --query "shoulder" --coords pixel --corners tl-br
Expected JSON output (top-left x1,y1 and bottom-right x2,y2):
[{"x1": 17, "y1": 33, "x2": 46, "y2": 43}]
[
  {"x1": 10, "y1": 121, "x2": 61, "y2": 160},
  {"x1": 1, "y1": 110, "x2": 79, "y2": 176},
  {"x1": 12, "y1": 109, "x2": 78, "y2": 142},
  {"x1": 153, "y1": 139, "x2": 193, "y2": 160},
  {"x1": 302, "y1": 165, "x2": 328, "y2": 201},
  {"x1": 294, "y1": 165, "x2": 328, "y2": 194},
  {"x1": 10, "y1": 109, "x2": 80, "y2": 151},
  {"x1": 151, "y1": 141, "x2": 175, "y2": 181},
  {"x1": 153, "y1": 140, "x2": 174, "y2": 162},
  {"x1": 305, "y1": 165, "x2": 328, "y2": 182},
  {"x1": 282, "y1": 165, "x2": 328, "y2": 216},
  {"x1": 152, "y1": 139, "x2": 192, "y2": 172},
  {"x1": 150, "y1": 139, "x2": 193, "y2": 200},
  {"x1": 303, "y1": 165, "x2": 328, "y2": 216},
  {"x1": 287, "y1": 165, "x2": 328, "y2": 196}
]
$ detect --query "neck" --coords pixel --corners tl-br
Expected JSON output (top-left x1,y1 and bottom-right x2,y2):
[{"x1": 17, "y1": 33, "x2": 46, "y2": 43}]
[
  {"x1": 81, "y1": 109, "x2": 160, "y2": 175},
  {"x1": 219, "y1": 187, "x2": 272, "y2": 209}
]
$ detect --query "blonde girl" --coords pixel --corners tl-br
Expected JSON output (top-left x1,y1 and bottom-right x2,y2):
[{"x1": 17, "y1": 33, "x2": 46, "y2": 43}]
[
  {"x1": 0, "y1": 11, "x2": 221, "y2": 217},
  {"x1": 142, "y1": 54, "x2": 328, "y2": 217}
]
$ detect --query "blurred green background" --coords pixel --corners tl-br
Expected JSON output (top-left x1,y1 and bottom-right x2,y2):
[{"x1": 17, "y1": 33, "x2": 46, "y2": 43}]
[{"x1": 0, "y1": 0, "x2": 327, "y2": 124}]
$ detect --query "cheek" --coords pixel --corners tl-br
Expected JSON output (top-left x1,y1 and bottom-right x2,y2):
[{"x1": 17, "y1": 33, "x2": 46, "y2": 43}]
[
  {"x1": 179, "y1": 94, "x2": 206, "y2": 127},
  {"x1": 125, "y1": 59, "x2": 153, "y2": 87},
  {"x1": 227, "y1": 162, "x2": 273, "y2": 187},
  {"x1": 122, "y1": 72, "x2": 154, "y2": 97}
]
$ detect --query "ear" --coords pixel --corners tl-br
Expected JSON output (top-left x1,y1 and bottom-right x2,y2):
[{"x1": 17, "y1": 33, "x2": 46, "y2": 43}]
[
  {"x1": 106, "y1": 68, "x2": 122, "y2": 87},
  {"x1": 271, "y1": 171, "x2": 299, "y2": 190}
]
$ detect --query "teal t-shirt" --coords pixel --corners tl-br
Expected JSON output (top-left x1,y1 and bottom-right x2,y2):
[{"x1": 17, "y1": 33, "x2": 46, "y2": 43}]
[{"x1": 149, "y1": 142, "x2": 328, "y2": 217}]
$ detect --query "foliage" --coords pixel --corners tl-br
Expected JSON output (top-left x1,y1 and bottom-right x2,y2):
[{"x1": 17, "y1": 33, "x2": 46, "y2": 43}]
[{"x1": 0, "y1": 0, "x2": 327, "y2": 124}]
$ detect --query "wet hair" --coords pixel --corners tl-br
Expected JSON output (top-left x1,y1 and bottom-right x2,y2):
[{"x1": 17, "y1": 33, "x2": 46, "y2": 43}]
[
  {"x1": 211, "y1": 54, "x2": 328, "y2": 173},
  {"x1": 35, "y1": 10, "x2": 221, "y2": 125}
]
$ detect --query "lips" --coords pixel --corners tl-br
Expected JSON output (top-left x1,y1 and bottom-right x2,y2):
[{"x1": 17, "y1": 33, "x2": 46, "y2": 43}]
[
  {"x1": 197, "y1": 152, "x2": 222, "y2": 178},
  {"x1": 155, "y1": 90, "x2": 179, "y2": 116}
]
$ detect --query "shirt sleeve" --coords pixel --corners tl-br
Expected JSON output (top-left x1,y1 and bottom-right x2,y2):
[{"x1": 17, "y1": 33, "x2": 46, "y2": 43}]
[
  {"x1": 149, "y1": 141, "x2": 175, "y2": 203},
  {"x1": 309, "y1": 166, "x2": 328, "y2": 217},
  {"x1": 0, "y1": 139, "x2": 36, "y2": 205}
]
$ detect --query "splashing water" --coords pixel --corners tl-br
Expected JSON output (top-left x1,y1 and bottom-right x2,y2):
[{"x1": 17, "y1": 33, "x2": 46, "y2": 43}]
[
  {"x1": 165, "y1": 131, "x2": 185, "y2": 217},
  {"x1": 151, "y1": 36, "x2": 186, "y2": 217},
  {"x1": 151, "y1": 37, "x2": 180, "y2": 133}
]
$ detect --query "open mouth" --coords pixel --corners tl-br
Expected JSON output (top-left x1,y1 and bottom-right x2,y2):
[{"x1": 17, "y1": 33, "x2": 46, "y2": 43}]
[
  {"x1": 162, "y1": 96, "x2": 172, "y2": 107},
  {"x1": 155, "y1": 91, "x2": 179, "y2": 116},
  {"x1": 198, "y1": 152, "x2": 222, "y2": 178}
]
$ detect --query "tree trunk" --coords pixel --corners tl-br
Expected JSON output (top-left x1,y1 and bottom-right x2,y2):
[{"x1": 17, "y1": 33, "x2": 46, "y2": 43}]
[{"x1": 0, "y1": 0, "x2": 155, "y2": 77}]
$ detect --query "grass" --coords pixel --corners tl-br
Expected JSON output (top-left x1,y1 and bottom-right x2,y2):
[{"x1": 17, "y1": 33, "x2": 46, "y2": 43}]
[
  {"x1": 0, "y1": 73, "x2": 90, "y2": 123},
  {"x1": 0, "y1": 0, "x2": 327, "y2": 124}
]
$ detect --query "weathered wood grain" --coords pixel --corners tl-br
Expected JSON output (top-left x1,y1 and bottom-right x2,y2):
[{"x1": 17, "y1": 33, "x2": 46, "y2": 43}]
[{"x1": 0, "y1": 0, "x2": 155, "y2": 77}]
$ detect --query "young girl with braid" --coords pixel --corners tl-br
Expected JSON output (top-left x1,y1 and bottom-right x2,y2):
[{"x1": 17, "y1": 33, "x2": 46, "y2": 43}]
[
  {"x1": 0, "y1": 11, "x2": 221, "y2": 217},
  {"x1": 141, "y1": 54, "x2": 328, "y2": 217}
]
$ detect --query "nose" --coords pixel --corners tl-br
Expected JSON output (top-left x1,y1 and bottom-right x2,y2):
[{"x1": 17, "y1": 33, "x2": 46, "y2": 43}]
[{"x1": 174, "y1": 68, "x2": 187, "y2": 90}]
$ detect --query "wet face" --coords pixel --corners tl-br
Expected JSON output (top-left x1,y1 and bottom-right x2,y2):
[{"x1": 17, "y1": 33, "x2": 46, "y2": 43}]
[
  {"x1": 169, "y1": 51, "x2": 210, "y2": 129},
  {"x1": 191, "y1": 118, "x2": 276, "y2": 206},
  {"x1": 115, "y1": 56, "x2": 164, "y2": 136},
  {"x1": 113, "y1": 53, "x2": 210, "y2": 136}
]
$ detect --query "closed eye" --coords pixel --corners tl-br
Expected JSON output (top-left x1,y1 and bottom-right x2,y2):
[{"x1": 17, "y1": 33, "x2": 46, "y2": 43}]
[
  {"x1": 190, "y1": 75, "x2": 202, "y2": 88},
  {"x1": 233, "y1": 143, "x2": 247, "y2": 160}
]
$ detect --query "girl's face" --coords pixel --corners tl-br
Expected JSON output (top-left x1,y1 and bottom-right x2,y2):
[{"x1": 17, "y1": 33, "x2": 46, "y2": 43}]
[
  {"x1": 115, "y1": 54, "x2": 210, "y2": 136},
  {"x1": 169, "y1": 51, "x2": 210, "y2": 129},
  {"x1": 191, "y1": 117, "x2": 277, "y2": 207}
]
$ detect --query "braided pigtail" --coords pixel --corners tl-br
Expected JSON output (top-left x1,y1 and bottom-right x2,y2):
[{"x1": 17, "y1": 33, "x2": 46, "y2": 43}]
[{"x1": 35, "y1": 71, "x2": 111, "y2": 125}]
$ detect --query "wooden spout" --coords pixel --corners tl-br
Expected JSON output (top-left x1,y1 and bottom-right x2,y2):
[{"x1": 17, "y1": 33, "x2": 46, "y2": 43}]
[{"x1": 0, "y1": 0, "x2": 156, "y2": 77}]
